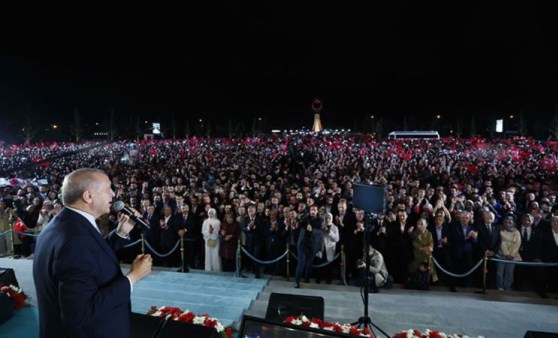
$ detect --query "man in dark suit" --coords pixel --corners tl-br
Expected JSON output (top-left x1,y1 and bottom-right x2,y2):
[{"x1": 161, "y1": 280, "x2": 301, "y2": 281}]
[
  {"x1": 474, "y1": 210, "x2": 501, "y2": 288},
  {"x1": 33, "y1": 168, "x2": 152, "y2": 338},
  {"x1": 538, "y1": 216, "x2": 558, "y2": 297},
  {"x1": 177, "y1": 204, "x2": 198, "y2": 270},
  {"x1": 448, "y1": 211, "x2": 478, "y2": 288},
  {"x1": 428, "y1": 214, "x2": 454, "y2": 290},
  {"x1": 242, "y1": 205, "x2": 265, "y2": 278},
  {"x1": 515, "y1": 213, "x2": 543, "y2": 292}
]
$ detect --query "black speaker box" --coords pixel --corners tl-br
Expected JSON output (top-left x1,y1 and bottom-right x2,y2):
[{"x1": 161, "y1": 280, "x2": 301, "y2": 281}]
[
  {"x1": 265, "y1": 292, "x2": 324, "y2": 322},
  {"x1": 524, "y1": 331, "x2": 558, "y2": 338},
  {"x1": 158, "y1": 319, "x2": 218, "y2": 338},
  {"x1": 130, "y1": 312, "x2": 165, "y2": 338},
  {"x1": 0, "y1": 268, "x2": 19, "y2": 287},
  {"x1": 0, "y1": 293, "x2": 13, "y2": 325}
]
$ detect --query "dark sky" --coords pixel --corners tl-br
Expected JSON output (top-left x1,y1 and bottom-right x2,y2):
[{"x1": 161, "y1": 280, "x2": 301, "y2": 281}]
[{"x1": 1, "y1": 1, "x2": 558, "y2": 140}]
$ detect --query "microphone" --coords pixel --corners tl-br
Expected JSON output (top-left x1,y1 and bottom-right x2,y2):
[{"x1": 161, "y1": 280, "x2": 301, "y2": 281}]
[{"x1": 113, "y1": 200, "x2": 151, "y2": 229}]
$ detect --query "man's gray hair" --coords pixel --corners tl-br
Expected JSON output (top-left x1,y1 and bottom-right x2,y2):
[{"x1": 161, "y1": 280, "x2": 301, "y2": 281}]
[{"x1": 61, "y1": 168, "x2": 106, "y2": 206}]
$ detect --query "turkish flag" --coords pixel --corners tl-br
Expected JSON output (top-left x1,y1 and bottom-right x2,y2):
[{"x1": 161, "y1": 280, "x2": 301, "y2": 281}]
[{"x1": 13, "y1": 218, "x2": 28, "y2": 239}]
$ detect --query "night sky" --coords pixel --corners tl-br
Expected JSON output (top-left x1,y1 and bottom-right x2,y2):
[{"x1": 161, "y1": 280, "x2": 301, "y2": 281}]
[{"x1": 1, "y1": 1, "x2": 558, "y2": 141}]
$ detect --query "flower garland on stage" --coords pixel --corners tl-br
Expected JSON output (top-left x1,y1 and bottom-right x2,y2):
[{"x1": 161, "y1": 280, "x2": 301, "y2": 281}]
[
  {"x1": 147, "y1": 306, "x2": 233, "y2": 338},
  {"x1": 393, "y1": 329, "x2": 479, "y2": 338},
  {"x1": 284, "y1": 315, "x2": 373, "y2": 337},
  {"x1": 283, "y1": 315, "x2": 480, "y2": 338},
  {"x1": 0, "y1": 284, "x2": 29, "y2": 309}
]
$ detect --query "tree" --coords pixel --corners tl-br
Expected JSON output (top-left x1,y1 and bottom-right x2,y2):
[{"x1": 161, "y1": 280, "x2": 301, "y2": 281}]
[
  {"x1": 171, "y1": 113, "x2": 177, "y2": 139},
  {"x1": 550, "y1": 106, "x2": 558, "y2": 140},
  {"x1": 70, "y1": 108, "x2": 83, "y2": 142},
  {"x1": 21, "y1": 103, "x2": 38, "y2": 145},
  {"x1": 470, "y1": 114, "x2": 477, "y2": 137},
  {"x1": 518, "y1": 109, "x2": 528, "y2": 136},
  {"x1": 108, "y1": 107, "x2": 117, "y2": 141},
  {"x1": 184, "y1": 120, "x2": 190, "y2": 138}
]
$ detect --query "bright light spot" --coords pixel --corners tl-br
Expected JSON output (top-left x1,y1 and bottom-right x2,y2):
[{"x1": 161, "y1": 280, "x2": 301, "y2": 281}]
[
  {"x1": 436, "y1": 114, "x2": 441, "y2": 119},
  {"x1": 509, "y1": 115, "x2": 514, "y2": 119}
]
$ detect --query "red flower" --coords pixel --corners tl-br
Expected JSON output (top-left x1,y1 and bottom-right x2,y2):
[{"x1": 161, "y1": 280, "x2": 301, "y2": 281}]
[
  {"x1": 349, "y1": 327, "x2": 361, "y2": 335},
  {"x1": 225, "y1": 327, "x2": 233, "y2": 338},
  {"x1": 428, "y1": 331, "x2": 443, "y2": 338},
  {"x1": 0, "y1": 284, "x2": 28, "y2": 309}
]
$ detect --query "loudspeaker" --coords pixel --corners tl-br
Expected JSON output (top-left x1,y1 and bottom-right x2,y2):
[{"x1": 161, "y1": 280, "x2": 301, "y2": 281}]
[
  {"x1": 0, "y1": 268, "x2": 19, "y2": 287},
  {"x1": 158, "y1": 319, "x2": 218, "y2": 338},
  {"x1": 524, "y1": 331, "x2": 558, "y2": 338},
  {"x1": 265, "y1": 292, "x2": 324, "y2": 322},
  {"x1": 130, "y1": 312, "x2": 165, "y2": 338},
  {"x1": 0, "y1": 293, "x2": 14, "y2": 325}
]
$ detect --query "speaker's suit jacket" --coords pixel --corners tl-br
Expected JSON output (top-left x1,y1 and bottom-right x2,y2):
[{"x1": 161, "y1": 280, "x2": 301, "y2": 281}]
[{"x1": 33, "y1": 208, "x2": 132, "y2": 338}]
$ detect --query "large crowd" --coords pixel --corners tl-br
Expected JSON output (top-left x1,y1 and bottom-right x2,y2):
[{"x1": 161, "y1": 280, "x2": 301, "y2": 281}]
[{"x1": 0, "y1": 135, "x2": 557, "y2": 297}]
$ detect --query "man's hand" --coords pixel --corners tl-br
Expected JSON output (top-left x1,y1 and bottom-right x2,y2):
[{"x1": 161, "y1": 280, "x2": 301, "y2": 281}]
[
  {"x1": 127, "y1": 254, "x2": 152, "y2": 285},
  {"x1": 116, "y1": 214, "x2": 135, "y2": 237},
  {"x1": 178, "y1": 229, "x2": 186, "y2": 237}
]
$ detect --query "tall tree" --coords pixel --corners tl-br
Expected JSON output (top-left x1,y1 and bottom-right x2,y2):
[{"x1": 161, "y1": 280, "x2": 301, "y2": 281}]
[
  {"x1": 518, "y1": 109, "x2": 528, "y2": 136},
  {"x1": 108, "y1": 107, "x2": 117, "y2": 141},
  {"x1": 22, "y1": 103, "x2": 38, "y2": 145},
  {"x1": 550, "y1": 106, "x2": 558, "y2": 140},
  {"x1": 171, "y1": 113, "x2": 177, "y2": 139},
  {"x1": 184, "y1": 119, "x2": 190, "y2": 138},
  {"x1": 71, "y1": 107, "x2": 83, "y2": 142},
  {"x1": 470, "y1": 114, "x2": 477, "y2": 137}
]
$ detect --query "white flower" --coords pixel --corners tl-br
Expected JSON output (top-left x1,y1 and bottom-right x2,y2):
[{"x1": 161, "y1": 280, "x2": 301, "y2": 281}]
[
  {"x1": 309, "y1": 322, "x2": 320, "y2": 329},
  {"x1": 193, "y1": 316, "x2": 206, "y2": 325},
  {"x1": 300, "y1": 315, "x2": 309, "y2": 322},
  {"x1": 291, "y1": 319, "x2": 303, "y2": 326},
  {"x1": 215, "y1": 322, "x2": 224, "y2": 332}
]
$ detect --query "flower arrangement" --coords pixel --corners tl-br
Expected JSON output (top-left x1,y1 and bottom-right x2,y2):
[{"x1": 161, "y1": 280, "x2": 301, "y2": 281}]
[
  {"x1": 283, "y1": 316, "x2": 481, "y2": 338},
  {"x1": 147, "y1": 306, "x2": 233, "y2": 338},
  {"x1": 284, "y1": 315, "x2": 373, "y2": 337},
  {"x1": 392, "y1": 329, "x2": 482, "y2": 338},
  {"x1": 0, "y1": 284, "x2": 29, "y2": 309}
]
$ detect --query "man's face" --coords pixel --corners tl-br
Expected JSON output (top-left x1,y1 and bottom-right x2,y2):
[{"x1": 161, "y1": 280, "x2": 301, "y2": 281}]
[
  {"x1": 551, "y1": 218, "x2": 558, "y2": 234},
  {"x1": 91, "y1": 173, "x2": 116, "y2": 218},
  {"x1": 309, "y1": 206, "x2": 318, "y2": 217},
  {"x1": 483, "y1": 212, "x2": 494, "y2": 224},
  {"x1": 460, "y1": 212, "x2": 471, "y2": 225},
  {"x1": 181, "y1": 205, "x2": 190, "y2": 214}
]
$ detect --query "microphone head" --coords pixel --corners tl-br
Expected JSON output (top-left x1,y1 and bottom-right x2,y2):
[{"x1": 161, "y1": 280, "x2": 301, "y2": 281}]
[{"x1": 113, "y1": 200, "x2": 126, "y2": 212}]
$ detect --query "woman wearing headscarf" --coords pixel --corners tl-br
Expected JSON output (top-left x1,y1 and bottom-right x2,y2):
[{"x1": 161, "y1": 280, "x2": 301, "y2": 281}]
[
  {"x1": 496, "y1": 215, "x2": 521, "y2": 290},
  {"x1": 202, "y1": 208, "x2": 222, "y2": 272}
]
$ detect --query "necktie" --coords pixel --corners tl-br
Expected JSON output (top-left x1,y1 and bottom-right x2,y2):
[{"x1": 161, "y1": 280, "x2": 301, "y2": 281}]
[
  {"x1": 487, "y1": 224, "x2": 492, "y2": 239},
  {"x1": 522, "y1": 229, "x2": 528, "y2": 242}
]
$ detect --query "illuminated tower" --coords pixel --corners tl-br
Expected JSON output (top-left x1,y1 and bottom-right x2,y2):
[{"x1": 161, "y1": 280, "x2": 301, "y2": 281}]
[{"x1": 311, "y1": 98, "x2": 323, "y2": 132}]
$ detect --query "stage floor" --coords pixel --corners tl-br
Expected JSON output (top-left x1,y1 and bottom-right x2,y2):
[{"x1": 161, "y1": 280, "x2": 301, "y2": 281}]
[{"x1": 2, "y1": 257, "x2": 557, "y2": 338}]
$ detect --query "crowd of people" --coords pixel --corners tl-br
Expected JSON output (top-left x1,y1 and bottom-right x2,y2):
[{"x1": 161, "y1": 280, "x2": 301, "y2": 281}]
[{"x1": 1, "y1": 135, "x2": 558, "y2": 297}]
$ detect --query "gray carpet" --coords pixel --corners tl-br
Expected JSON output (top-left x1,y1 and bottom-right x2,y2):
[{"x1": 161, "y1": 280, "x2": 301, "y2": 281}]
[{"x1": 2, "y1": 257, "x2": 558, "y2": 338}]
